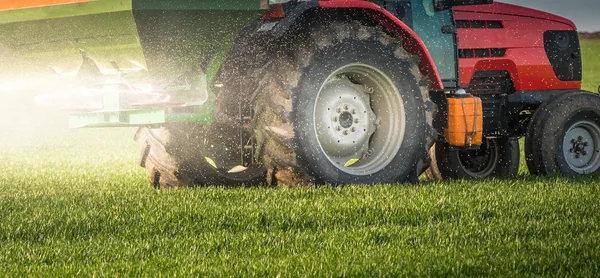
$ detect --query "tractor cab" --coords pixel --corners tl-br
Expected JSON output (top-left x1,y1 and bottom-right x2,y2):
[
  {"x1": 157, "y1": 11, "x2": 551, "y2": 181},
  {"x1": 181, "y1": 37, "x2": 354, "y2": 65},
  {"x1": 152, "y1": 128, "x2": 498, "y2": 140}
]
[
  {"x1": 378, "y1": 0, "x2": 457, "y2": 88},
  {"x1": 373, "y1": 0, "x2": 492, "y2": 88}
]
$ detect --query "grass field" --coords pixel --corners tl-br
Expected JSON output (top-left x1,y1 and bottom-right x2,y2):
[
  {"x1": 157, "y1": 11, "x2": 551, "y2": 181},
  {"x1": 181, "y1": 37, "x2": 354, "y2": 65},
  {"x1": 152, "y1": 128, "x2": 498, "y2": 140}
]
[
  {"x1": 0, "y1": 40, "x2": 599, "y2": 276},
  {"x1": 582, "y1": 40, "x2": 600, "y2": 92}
]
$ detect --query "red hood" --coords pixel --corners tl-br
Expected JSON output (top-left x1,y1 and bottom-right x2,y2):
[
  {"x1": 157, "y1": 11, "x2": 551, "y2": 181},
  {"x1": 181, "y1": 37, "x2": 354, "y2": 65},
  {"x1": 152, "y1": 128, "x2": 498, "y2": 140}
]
[{"x1": 453, "y1": 2, "x2": 577, "y2": 30}]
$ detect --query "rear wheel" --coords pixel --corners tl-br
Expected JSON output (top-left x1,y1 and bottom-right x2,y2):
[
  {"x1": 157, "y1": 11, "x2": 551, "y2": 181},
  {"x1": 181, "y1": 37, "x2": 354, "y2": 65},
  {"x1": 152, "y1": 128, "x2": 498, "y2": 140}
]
[
  {"x1": 251, "y1": 22, "x2": 435, "y2": 185},
  {"x1": 526, "y1": 91, "x2": 600, "y2": 176},
  {"x1": 426, "y1": 137, "x2": 520, "y2": 180}
]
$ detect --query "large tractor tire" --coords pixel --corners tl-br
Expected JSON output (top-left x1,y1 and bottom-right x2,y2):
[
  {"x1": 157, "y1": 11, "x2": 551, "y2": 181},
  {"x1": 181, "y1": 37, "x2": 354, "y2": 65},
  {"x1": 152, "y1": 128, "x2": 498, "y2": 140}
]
[
  {"x1": 426, "y1": 138, "x2": 520, "y2": 180},
  {"x1": 526, "y1": 91, "x2": 600, "y2": 176},
  {"x1": 251, "y1": 21, "x2": 435, "y2": 185},
  {"x1": 524, "y1": 91, "x2": 582, "y2": 175},
  {"x1": 134, "y1": 123, "x2": 265, "y2": 188}
]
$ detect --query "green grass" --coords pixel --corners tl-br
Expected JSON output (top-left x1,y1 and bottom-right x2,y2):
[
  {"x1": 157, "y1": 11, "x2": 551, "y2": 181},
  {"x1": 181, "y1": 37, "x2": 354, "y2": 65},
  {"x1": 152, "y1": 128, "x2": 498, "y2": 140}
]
[
  {"x1": 1, "y1": 146, "x2": 599, "y2": 276},
  {"x1": 582, "y1": 39, "x2": 600, "y2": 92},
  {"x1": 1, "y1": 41, "x2": 600, "y2": 276}
]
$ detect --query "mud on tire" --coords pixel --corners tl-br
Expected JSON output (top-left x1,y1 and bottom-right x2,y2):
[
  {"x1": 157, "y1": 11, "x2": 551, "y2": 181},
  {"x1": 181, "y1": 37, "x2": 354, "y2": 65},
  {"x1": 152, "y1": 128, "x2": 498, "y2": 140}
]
[
  {"x1": 134, "y1": 123, "x2": 265, "y2": 189},
  {"x1": 251, "y1": 21, "x2": 435, "y2": 185}
]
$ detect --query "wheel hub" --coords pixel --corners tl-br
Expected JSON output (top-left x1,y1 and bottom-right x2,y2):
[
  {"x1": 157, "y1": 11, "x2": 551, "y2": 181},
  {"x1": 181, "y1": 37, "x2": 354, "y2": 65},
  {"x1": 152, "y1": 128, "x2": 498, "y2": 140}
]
[
  {"x1": 562, "y1": 121, "x2": 600, "y2": 173},
  {"x1": 339, "y1": 111, "x2": 354, "y2": 129},
  {"x1": 316, "y1": 75, "x2": 377, "y2": 157},
  {"x1": 569, "y1": 137, "x2": 590, "y2": 158}
]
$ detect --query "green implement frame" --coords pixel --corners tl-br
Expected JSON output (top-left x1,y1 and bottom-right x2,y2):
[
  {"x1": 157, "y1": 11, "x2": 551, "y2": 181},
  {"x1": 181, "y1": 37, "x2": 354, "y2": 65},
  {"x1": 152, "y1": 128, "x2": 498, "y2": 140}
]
[
  {"x1": 0, "y1": 0, "x2": 273, "y2": 128},
  {"x1": 69, "y1": 106, "x2": 214, "y2": 128}
]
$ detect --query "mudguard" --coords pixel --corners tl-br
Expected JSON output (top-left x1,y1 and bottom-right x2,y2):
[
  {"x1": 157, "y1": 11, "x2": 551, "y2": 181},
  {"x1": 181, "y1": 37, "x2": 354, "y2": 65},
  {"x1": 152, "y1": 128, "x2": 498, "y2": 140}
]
[
  {"x1": 319, "y1": 1, "x2": 444, "y2": 90},
  {"x1": 261, "y1": 1, "x2": 444, "y2": 90}
]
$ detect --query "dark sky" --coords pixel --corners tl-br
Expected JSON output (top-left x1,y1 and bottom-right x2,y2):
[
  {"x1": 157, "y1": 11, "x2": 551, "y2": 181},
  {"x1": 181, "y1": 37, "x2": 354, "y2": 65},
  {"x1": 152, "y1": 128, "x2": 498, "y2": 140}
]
[{"x1": 499, "y1": 0, "x2": 599, "y2": 31}]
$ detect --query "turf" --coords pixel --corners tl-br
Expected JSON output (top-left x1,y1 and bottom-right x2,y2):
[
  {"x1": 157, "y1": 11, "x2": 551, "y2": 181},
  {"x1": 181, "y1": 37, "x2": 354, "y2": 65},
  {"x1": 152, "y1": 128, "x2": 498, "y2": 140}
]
[
  {"x1": 1, "y1": 137, "x2": 599, "y2": 277},
  {"x1": 582, "y1": 40, "x2": 600, "y2": 92},
  {"x1": 0, "y1": 41, "x2": 599, "y2": 276}
]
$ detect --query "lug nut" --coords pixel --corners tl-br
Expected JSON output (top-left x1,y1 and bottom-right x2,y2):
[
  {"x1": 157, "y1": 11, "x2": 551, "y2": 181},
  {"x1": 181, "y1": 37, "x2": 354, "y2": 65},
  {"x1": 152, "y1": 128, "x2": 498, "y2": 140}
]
[
  {"x1": 351, "y1": 109, "x2": 356, "y2": 114},
  {"x1": 584, "y1": 142, "x2": 589, "y2": 147},
  {"x1": 570, "y1": 148, "x2": 575, "y2": 153},
  {"x1": 343, "y1": 130, "x2": 349, "y2": 135},
  {"x1": 344, "y1": 105, "x2": 350, "y2": 110},
  {"x1": 333, "y1": 116, "x2": 338, "y2": 122},
  {"x1": 335, "y1": 126, "x2": 341, "y2": 131},
  {"x1": 337, "y1": 108, "x2": 342, "y2": 113},
  {"x1": 571, "y1": 139, "x2": 577, "y2": 144},
  {"x1": 578, "y1": 136, "x2": 584, "y2": 140},
  {"x1": 354, "y1": 118, "x2": 360, "y2": 124},
  {"x1": 583, "y1": 151, "x2": 588, "y2": 156},
  {"x1": 351, "y1": 127, "x2": 357, "y2": 132},
  {"x1": 576, "y1": 154, "x2": 581, "y2": 159}
]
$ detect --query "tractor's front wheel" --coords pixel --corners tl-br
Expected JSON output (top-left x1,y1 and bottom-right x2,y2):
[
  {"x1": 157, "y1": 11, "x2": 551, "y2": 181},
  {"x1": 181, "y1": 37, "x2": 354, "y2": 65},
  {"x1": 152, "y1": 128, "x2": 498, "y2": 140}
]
[
  {"x1": 526, "y1": 91, "x2": 600, "y2": 176},
  {"x1": 252, "y1": 22, "x2": 435, "y2": 185}
]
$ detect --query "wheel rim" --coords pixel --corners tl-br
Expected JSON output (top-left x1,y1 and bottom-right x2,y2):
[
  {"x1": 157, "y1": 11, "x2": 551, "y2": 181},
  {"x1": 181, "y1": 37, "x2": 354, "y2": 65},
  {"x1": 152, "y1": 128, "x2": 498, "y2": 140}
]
[
  {"x1": 562, "y1": 120, "x2": 600, "y2": 174},
  {"x1": 457, "y1": 139, "x2": 499, "y2": 177},
  {"x1": 313, "y1": 63, "x2": 406, "y2": 175}
]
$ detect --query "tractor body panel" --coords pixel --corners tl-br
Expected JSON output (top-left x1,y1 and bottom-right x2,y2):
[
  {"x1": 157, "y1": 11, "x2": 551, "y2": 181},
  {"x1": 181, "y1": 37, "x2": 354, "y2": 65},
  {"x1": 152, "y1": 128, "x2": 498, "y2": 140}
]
[{"x1": 454, "y1": 2, "x2": 581, "y2": 91}]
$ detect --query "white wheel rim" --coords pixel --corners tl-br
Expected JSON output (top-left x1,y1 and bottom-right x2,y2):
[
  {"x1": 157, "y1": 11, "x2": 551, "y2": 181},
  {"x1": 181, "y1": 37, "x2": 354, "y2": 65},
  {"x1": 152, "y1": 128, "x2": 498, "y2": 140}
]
[
  {"x1": 562, "y1": 120, "x2": 600, "y2": 174},
  {"x1": 313, "y1": 63, "x2": 406, "y2": 175}
]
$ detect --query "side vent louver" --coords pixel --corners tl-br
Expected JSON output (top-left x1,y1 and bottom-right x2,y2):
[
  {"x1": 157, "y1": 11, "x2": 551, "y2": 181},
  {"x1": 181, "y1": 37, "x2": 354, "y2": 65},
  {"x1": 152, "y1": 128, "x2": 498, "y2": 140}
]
[
  {"x1": 459, "y1": 48, "x2": 507, "y2": 58},
  {"x1": 456, "y1": 20, "x2": 504, "y2": 29}
]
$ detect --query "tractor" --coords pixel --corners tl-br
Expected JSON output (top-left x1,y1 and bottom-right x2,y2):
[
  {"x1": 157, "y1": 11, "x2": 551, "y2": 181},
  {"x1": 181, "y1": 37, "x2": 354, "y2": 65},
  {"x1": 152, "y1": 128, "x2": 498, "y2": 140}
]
[{"x1": 0, "y1": 0, "x2": 597, "y2": 188}]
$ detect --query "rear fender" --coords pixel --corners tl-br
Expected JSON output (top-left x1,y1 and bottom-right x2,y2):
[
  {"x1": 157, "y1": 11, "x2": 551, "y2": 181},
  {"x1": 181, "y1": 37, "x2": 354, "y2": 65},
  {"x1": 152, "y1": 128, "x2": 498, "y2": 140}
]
[{"x1": 263, "y1": 0, "x2": 443, "y2": 89}]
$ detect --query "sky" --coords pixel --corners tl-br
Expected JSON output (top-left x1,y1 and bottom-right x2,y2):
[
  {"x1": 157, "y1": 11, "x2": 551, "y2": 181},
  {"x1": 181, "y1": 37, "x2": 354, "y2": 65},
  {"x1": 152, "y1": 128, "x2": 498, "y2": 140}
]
[{"x1": 498, "y1": 0, "x2": 599, "y2": 32}]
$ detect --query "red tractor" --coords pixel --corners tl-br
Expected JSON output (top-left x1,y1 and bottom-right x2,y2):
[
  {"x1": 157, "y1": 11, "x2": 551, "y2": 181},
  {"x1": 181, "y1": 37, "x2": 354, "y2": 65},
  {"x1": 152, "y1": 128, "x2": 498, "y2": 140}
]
[
  {"x1": 0, "y1": 0, "x2": 597, "y2": 187},
  {"x1": 429, "y1": 2, "x2": 592, "y2": 179}
]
